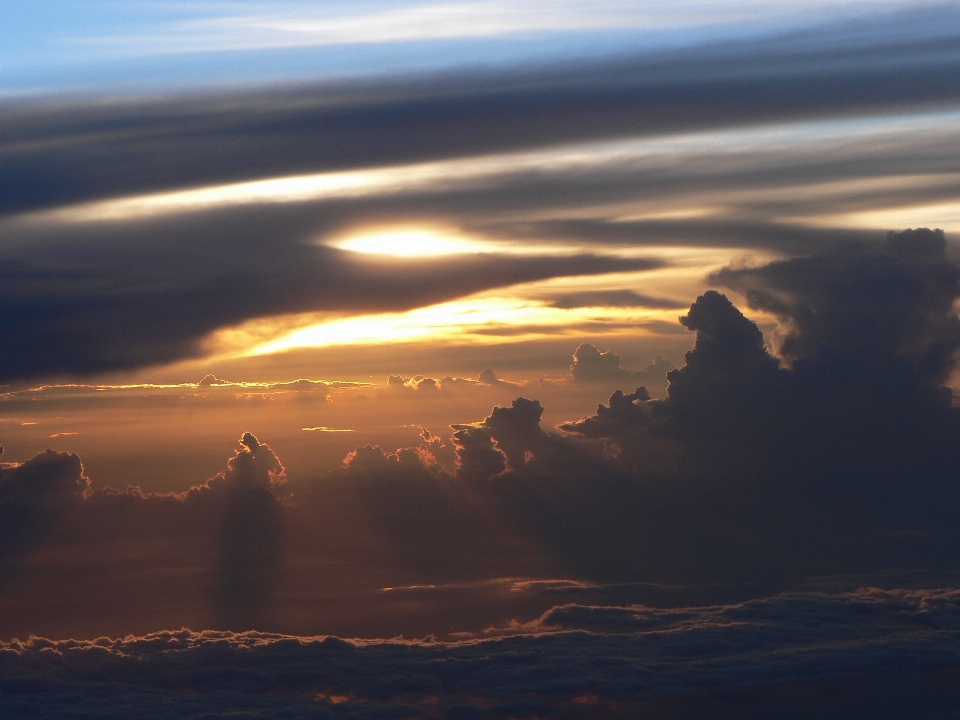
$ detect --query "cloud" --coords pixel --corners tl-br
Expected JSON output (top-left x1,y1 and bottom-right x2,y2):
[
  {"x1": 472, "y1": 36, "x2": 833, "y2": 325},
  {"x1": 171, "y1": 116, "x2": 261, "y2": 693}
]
[
  {"x1": 713, "y1": 228, "x2": 960, "y2": 386},
  {"x1": 208, "y1": 433, "x2": 286, "y2": 630},
  {"x1": 0, "y1": 203, "x2": 659, "y2": 382},
  {"x1": 5, "y1": 226, "x2": 960, "y2": 653},
  {"x1": 4, "y1": 4, "x2": 959, "y2": 214},
  {"x1": 2, "y1": 588, "x2": 960, "y2": 718},
  {"x1": 439, "y1": 229, "x2": 960, "y2": 581},
  {"x1": 547, "y1": 289, "x2": 685, "y2": 310},
  {"x1": 0, "y1": 433, "x2": 288, "y2": 632},
  {"x1": 0, "y1": 449, "x2": 87, "y2": 578},
  {"x1": 569, "y1": 343, "x2": 675, "y2": 390}
]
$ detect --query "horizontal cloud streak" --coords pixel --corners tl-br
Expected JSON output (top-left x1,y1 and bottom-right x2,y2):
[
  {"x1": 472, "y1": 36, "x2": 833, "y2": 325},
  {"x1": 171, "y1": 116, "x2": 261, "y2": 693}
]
[
  {"x1": 0, "y1": 203, "x2": 659, "y2": 381},
  {"x1": 4, "y1": 5, "x2": 960, "y2": 214}
]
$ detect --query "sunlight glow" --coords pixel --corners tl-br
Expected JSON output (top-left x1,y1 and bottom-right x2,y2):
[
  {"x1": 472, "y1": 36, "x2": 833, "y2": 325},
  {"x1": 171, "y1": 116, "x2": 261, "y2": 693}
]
[
  {"x1": 335, "y1": 230, "x2": 493, "y2": 256},
  {"x1": 246, "y1": 296, "x2": 675, "y2": 356},
  {"x1": 818, "y1": 201, "x2": 960, "y2": 233}
]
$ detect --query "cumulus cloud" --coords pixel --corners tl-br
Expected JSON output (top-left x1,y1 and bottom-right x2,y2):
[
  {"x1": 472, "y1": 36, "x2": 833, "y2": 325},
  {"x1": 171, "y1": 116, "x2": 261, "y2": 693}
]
[
  {"x1": 570, "y1": 343, "x2": 675, "y2": 390},
  {"x1": 713, "y1": 228, "x2": 960, "y2": 386},
  {"x1": 435, "y1": 229, "x2": 960, "y2": 582},
  {"x1": 0, "y1": 433, "x2": 288, "y2": 632},
  {"x1": 0, "y1": 449, "x2": 87, "y2": 579}
]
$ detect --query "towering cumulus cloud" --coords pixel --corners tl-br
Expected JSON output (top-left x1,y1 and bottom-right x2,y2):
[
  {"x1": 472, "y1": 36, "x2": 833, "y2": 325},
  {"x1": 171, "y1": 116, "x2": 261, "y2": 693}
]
[{"x1": 209, "y1": 433, "x2": 286, "y2": 630}]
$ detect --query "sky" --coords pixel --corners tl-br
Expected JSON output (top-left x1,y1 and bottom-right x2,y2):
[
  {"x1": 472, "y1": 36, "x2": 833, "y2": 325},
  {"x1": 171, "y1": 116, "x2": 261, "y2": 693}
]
[{"x1": 3, "y1": 1, "x2": 960, "y2": 717}]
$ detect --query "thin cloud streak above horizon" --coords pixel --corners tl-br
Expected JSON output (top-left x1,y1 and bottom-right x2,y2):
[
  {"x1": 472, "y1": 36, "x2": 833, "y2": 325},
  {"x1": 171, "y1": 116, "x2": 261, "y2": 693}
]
[
  {"x1": 17, "y1": 0, "x2": 928, "y2": 64},
  {"x1": 13, "y1": 108, "x2": 960, "y2": 230}
]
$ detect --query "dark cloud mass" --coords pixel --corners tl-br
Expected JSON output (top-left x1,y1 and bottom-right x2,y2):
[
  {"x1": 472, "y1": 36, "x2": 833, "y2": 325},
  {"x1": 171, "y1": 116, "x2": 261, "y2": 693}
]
[{"x1": 0, "y1": 433, "x2": 287, "y2": 631}]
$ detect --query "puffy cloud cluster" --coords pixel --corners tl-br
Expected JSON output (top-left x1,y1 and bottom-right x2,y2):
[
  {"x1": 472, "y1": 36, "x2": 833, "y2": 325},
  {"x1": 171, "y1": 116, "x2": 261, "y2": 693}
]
[
  {"x1": 439, "y1": 229, "x2": 960, "y2": 581},
  {"x1": 570, "y1": 343, "x2": 674, "y2": 391},
  {"x1": 0, "y1": 433, "x2": 287, "y2": 631},
  {"x1": 294, "y1": 230, "x2": 960, "y2": 584},
  {"x1": 0, "y1": 450, "x2": 87, "y2": 579},
  {"x1": 2, "y1": 588, "x2": 960, "y2": 718}
]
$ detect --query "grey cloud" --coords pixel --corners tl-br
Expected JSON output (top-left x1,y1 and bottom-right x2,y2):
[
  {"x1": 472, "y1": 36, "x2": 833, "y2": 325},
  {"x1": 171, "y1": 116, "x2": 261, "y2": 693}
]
[
  {"x1": 713, "y1": 228, "x2": 960, "y2": 385},
  {"x1": 570, "y1": 343, "x2": 635, "y2": 382},
  {"x1": 473, "y1": 217, "x2": 892, "y2": 253},
  {"x1": 0, "y1": 449, "x2": 87, "y2": 578},
  {"x1": 451, "y1": 230, "x2": 960, "y2": 582},
  {"x1": 208, "y1": 433, "x2": 286, "y2": 631},
  {"x1": 548, "y1": 289, "x2": 685, "y2": 310},
  {"x1": 3, "y1": 4, "x2": 960, "y2": 215}
]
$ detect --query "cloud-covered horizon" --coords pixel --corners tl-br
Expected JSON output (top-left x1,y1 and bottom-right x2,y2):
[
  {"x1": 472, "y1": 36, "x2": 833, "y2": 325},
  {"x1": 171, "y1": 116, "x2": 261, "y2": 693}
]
[{"x1": 2, "y1": 587, "x2": 959, "y2": 718}]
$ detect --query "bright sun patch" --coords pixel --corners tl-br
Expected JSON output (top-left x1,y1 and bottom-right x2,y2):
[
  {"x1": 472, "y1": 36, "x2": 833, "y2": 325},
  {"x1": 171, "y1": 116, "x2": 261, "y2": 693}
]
[{"x1": 334, "y1": 230, "x2": 493, "y2": 257}]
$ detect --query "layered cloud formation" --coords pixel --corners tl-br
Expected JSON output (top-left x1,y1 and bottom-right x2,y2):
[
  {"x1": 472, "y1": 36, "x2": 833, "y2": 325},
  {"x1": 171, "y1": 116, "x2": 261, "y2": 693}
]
[{"x1": 4, "y1": 3, "x2": 960, "y2": 385}]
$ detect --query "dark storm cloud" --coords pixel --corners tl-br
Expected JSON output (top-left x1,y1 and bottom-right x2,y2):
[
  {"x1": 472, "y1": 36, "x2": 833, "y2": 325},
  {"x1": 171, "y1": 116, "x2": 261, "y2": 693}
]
[
  {"x1": 3, "y1": 4, "x2": 960, "y2": 215},
  {"x1": 9, "y1": 228, "x2": 957, "y2": 597},
  {"x1": 0, "y1": 202, "x2": 659, "y2": 382},
  {"x1": 712, "y1": 228, "x2": 960, "y2": 384},
  {"x1": 208, "y1": 433, "x2": 286, "y2": 630},
  {"x1": 2, "y1": 588, "x2": 960, "y2": 719}
]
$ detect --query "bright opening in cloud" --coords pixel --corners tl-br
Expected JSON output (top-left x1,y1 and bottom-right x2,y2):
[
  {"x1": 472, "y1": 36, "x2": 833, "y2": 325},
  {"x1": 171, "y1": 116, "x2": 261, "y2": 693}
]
[{"x1": 334, "y1": 230, "x2": 493, "y2": 257}]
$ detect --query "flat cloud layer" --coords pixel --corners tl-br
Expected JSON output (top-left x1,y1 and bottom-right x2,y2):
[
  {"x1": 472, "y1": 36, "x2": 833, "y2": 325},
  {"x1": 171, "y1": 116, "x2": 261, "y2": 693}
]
[{"x1": 2, "y1": 588, "x2": 960, "y2": 718}]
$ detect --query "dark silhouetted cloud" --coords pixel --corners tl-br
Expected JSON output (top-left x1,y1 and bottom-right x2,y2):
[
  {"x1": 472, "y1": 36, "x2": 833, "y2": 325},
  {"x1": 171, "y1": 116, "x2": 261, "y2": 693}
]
[
  {"x1": 0, "y1": 433, "x2": 288, "y2": 632},
  {"x1": 0, "y1": 449, "x2": 87, "y2": 579}
]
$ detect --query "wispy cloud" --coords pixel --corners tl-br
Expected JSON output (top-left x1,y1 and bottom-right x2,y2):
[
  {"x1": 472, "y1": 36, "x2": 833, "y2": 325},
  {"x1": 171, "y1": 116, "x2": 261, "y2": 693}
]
[{"x1": 65, "y1": 0, "x2": 920, "y2": 57}]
